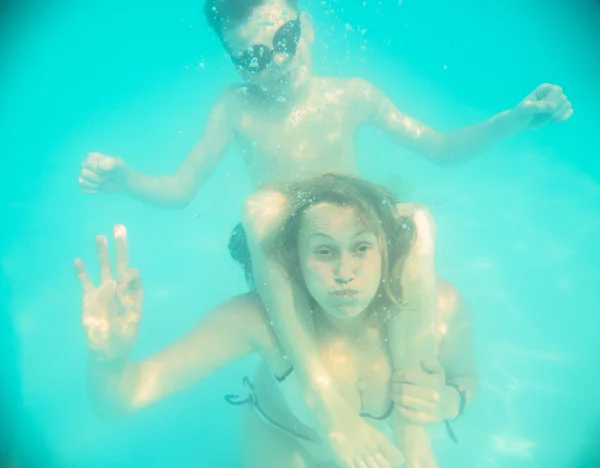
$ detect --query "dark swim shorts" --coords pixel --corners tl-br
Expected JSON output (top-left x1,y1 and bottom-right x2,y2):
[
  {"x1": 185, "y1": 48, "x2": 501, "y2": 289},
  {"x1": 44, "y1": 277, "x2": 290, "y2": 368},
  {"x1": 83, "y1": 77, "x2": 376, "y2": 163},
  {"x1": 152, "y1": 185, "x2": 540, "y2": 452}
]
[{"x1": 228, "y1": 223, "x2": 256, "y2": 289}]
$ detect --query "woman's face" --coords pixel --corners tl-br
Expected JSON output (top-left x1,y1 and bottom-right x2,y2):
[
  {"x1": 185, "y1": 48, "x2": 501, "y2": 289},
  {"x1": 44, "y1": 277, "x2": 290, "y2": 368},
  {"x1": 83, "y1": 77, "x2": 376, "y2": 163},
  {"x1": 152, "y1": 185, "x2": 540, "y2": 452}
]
[{"x1": 298, "y1": 203, "x2": 383, "y2": 320}]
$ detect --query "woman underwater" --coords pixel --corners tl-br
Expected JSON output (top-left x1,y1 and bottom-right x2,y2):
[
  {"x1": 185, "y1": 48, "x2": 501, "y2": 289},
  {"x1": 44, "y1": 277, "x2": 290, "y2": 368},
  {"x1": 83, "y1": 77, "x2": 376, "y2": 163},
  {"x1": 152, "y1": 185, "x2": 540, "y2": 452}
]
[{"x1": 74, "y1": 174, "x2": 477, "y2": 468}]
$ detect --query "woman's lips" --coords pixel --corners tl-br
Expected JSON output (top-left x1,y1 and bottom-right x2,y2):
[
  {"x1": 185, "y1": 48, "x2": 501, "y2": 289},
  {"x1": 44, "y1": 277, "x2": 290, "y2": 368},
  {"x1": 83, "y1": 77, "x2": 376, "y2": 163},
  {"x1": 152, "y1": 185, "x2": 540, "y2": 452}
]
[{"x1": 332, "y1": 289, "x2": 358, "y2": 296}]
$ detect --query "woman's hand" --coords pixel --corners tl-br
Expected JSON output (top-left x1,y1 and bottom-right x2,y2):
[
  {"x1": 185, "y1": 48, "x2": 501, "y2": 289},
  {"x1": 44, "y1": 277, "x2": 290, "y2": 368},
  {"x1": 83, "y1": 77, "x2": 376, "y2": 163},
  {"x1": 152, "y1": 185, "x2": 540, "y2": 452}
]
[
  {"x1": 74, "y1": 225, "x2": 142, "y2": 362},
  {"x1": 391, "y1": 358, "x2": 459, "y2": 425}
]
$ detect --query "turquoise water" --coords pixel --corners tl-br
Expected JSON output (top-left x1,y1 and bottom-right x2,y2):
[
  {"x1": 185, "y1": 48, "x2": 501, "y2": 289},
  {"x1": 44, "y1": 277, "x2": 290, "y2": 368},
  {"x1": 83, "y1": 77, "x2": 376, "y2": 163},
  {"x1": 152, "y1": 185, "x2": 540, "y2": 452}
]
[{"x1": 1, "y1": 0, "x2": 599, "y2": 466}]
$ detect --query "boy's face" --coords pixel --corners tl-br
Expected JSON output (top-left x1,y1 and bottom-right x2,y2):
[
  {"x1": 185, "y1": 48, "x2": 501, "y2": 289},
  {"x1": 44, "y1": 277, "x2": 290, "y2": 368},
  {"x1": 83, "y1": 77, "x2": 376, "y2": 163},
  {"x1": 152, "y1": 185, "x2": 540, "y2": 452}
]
[{"x1": 223, "y1": 0, "x2": 313, "y2": 95}]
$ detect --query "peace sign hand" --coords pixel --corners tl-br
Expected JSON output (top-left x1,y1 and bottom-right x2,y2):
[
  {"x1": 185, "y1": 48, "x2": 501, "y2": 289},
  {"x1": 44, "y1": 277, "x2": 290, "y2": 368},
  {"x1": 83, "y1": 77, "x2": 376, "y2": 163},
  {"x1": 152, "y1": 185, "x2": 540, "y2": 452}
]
[{"x1": 74, "y1": 225, "x2": 143, "y2": 362}]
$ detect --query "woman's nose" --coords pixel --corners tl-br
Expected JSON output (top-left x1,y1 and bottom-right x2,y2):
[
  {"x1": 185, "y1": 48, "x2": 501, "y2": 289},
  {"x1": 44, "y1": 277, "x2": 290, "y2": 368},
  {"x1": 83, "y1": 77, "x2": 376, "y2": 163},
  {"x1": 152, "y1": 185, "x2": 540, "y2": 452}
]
[{"x1": 334, "y1": 257, "x2": 355, "y2": 283}]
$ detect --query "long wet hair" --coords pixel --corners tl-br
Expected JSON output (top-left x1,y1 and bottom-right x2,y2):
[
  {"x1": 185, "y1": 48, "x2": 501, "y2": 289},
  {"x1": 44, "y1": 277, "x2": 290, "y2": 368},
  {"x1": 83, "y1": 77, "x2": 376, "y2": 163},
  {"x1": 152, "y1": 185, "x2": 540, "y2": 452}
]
[{"x1": 270, "y1": 173, "x2": 415, "y2": 326}]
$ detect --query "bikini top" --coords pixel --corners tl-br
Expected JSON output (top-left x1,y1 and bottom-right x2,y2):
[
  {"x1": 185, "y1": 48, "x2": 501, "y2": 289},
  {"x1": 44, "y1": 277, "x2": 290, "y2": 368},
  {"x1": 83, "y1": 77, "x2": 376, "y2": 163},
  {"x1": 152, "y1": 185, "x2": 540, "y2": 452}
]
[{"x1": 273, "y1": 366, "x2": 395, "y2": 429}]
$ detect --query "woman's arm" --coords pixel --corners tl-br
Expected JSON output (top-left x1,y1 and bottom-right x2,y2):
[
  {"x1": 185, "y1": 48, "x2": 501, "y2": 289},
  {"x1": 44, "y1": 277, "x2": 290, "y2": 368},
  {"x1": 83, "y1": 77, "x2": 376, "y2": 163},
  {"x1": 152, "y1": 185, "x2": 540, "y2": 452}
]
[
  {"x1": 75, "y1": 225, "x2": 262, "y2": 417},
  {"x1": 88, "y1": 294, "x2": 261, "y2": 417}
]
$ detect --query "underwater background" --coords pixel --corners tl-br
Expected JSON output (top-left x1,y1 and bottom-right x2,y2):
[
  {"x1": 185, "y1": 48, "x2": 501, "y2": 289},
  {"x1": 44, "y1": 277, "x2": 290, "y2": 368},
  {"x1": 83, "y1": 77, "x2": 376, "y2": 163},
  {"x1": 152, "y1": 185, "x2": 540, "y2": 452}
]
[{"x1": 1, "y1": 0, "x2": 599, "y2": 466}]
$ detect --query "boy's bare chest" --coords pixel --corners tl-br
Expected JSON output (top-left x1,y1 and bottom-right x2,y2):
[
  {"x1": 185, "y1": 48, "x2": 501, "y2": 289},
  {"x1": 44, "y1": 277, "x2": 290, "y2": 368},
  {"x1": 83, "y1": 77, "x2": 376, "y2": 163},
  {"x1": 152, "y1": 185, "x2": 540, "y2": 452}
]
[
  {"x1": 232, "y1": 96, "x2": 363, "y2": 183},
  {"x1": 239, "y1": 103, "x2": 351, "y2": 150}
]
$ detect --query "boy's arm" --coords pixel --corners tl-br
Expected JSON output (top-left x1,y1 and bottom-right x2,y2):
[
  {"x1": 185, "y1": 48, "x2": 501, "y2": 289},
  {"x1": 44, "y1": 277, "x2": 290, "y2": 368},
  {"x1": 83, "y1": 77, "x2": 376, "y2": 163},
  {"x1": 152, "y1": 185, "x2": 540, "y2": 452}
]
[
  {"x1": 353, "y1": 79, "x2": 572, "y2": 166},
  {"x1": 80, "y1": 90, "x2": 235, "y2": 208},
  {"x1": 89, "y1": 294, "x2": 259, "y2": 417}
]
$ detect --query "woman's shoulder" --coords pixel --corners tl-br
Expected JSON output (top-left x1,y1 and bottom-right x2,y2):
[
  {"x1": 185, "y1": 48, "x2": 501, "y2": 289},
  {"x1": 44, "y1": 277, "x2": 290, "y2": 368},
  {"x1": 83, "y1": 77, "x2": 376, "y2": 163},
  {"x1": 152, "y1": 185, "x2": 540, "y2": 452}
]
[
  {"x1": 212, "y1": 292, "x2": 273, "y2": 350},
  {"x1": 214, "y1": 291, "x2": 265, "y2": 324}
]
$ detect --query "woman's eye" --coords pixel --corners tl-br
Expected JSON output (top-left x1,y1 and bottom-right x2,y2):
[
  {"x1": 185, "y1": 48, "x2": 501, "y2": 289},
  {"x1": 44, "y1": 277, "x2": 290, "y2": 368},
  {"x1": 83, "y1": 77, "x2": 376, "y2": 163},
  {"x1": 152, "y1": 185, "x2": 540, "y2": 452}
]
[
  {"x1": 315, "y1": 247, "x2": 333, "y2": 257},
  {"x1": 355, "y1": 243, "x2": 372, "y2": 254}
]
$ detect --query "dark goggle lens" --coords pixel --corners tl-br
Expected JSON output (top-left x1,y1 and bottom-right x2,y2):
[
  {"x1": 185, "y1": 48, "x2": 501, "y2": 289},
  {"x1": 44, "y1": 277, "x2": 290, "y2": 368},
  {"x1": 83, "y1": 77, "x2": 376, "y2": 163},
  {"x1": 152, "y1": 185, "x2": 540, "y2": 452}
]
[
  {"x1": 235, "y1": 46, "x2": 272, "y2": 73},
  {"x1": 273, "y1": 20, "x2": 301, "y2": 55},
  {"x1": 233, "y1": 19, "x2": 301, "y2": 73}
]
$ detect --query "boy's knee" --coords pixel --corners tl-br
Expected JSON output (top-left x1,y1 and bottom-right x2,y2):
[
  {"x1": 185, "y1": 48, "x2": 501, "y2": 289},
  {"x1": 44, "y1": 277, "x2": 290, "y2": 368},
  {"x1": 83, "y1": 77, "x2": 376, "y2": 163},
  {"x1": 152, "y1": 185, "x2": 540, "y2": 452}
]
[
  {"x1": 395, "y1": 203, "x2": 434, "y2": 227},
  {"x1": 242, "y1": 190, "x2": 289, "y2": 242},
  {"x1": 395, "y1": 202, "x2": 429, "y2": 217}
]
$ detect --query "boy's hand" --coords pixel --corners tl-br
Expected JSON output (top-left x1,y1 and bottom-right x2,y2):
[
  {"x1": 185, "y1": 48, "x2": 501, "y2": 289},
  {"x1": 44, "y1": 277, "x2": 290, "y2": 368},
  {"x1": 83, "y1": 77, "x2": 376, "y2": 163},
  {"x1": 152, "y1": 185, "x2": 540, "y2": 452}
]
[
  {"x1": 74, "y1": 225, "x2": 143, "y2": 362},
  {"x1": 391, "y1": 358, "x2": 459, "y2": 425},
  {"x1": 514, "y1": 83, "x2": 573, "y2": 129},
  {"x1": 79, "y1": 152, "x2": 128, "y2": 194}
]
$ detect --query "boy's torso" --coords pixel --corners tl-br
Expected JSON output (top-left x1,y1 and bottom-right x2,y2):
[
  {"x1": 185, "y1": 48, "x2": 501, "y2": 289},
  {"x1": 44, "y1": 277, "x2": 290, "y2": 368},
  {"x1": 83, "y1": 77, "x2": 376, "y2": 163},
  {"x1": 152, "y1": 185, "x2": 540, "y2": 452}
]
[{"x1": 225, "y1": 76, "x2": 372, "y2": 187}]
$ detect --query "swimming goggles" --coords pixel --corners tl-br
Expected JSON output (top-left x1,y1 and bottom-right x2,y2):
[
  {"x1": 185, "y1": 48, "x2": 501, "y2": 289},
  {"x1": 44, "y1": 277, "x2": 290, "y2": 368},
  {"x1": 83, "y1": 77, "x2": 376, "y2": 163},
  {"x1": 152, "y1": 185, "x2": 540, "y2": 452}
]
[{"x1": 231, "y1": 17, "x2": 301, "y2": 73}]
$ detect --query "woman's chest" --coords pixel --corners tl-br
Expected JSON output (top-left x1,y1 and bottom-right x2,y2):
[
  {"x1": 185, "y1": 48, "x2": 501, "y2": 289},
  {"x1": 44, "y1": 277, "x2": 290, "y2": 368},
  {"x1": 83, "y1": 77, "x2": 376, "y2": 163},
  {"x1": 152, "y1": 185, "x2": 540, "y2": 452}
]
[{"x1": 319, "y1": 334, "x2": 394, "y2": 418}]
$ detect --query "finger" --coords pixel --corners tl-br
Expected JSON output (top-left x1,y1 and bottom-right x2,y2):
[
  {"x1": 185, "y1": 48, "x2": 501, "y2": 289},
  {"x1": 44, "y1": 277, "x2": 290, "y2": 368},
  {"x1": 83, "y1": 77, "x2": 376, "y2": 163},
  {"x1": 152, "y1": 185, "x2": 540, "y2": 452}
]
[
  {"x1": 82, "y1": 153, "x2": 102, "y2": 170},
  {"x1": 393, "y1": 392, "x2": 437, "y2": 413},
  {"x1": 95, "y1": 235, "x2": 112, "y2": 283},
  {"x1": 546, "y1": 84, "x2": 563, "y2": 97},
  {"x1": 354, "y1": 459, "x2": 368, "y2": 468},
  {"x1": 551, "y1": 92, "x2": 568, "y2": 108},
  {"x1": 364, "y1": 455, "x2": 380, "y2": 468},
  {"x1": 421, "y1": 358, "x2": 444, "y2": 375},
  {"x1": 113, "y1": 225, "x2": 129, "y2": 281},
  {"x1": 119, "y1": 268, "x2": 142, "y2": 301},
  {"x1": 398, "y1": 406, "x2": 435, "y2": 426},
  {"x1": 556, "y1": 107, "x2": 573, "y2": 122},
  {"x1": 80, "y1": 168, "x2": 105, "y2": 184},
  {"x1": 392, "y1": 370, "x2": 433, "y2": 387},
  {"x1": 78, "y1": 178, "x2": 100, "y2": 191},
  {"x1": 552, "y1": 100, "x2": 572, "y2": 121},
  {"x1": 83, "y1": 153, "x2": 113, "y2": 175},
  {"x1": 393, "y1": 369, "x2": 423, "y2": 383},
  {"x1": 98, "y1": 157, "x2": 117, "y2": 173},
  {"x1": 374, "y1": 453, "x2": 391, "y2": 468},
  {"x1": 380, "y1": 445, "x2": 404, "y2": 468},
  {"x1": 118, "y1": 269, "x2": 143, "y2": 325},
  {"x1": 80, "y1": 187, "x2": 98, "y2": 194},
  {"x1": 523, "y1": 100, "x2": 555, "y2": 114},
  {"x1": 122, "y1": 268, "x2": 141, "y2": 290},
  {"x1": 535, "y1": 83, "x2": 560, "y2": 99},
  {"x1": 73, "y1": 258, "x2": 94, "y2": 293}
]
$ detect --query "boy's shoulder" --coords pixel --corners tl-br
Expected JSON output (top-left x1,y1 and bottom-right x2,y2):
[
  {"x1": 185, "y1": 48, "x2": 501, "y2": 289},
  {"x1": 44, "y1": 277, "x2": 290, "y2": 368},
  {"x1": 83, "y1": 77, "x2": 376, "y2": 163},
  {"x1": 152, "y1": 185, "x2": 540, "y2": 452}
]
[
  {"x1": 313, "y1": 76, "x2": 376, "y2": 93},
  {"x1": 205, "y1": 84, "x2": 255, "y2": 125},
  {"x1": 315, "y1": 76, "x2": 381, "y2": 109},
  {"x1": 214, "y1": 83, "x2": 247, "y2": 107},
  {"x1": 345, "y1": 77, "x2": 381, "y2": 102},
  {"x1": 211, "y1": 77, "x2": 383, "y2": 115}
]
